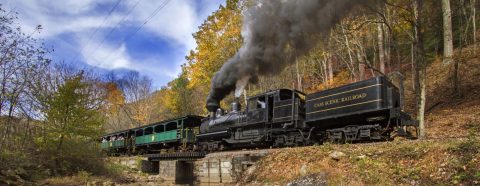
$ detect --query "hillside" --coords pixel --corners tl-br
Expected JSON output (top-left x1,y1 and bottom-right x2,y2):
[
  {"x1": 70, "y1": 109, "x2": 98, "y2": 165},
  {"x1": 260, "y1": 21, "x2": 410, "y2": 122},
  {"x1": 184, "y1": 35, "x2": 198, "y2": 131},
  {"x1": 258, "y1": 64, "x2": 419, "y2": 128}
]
[
  {"x1": 241, "y1": 45, "x2": 480, "y2": 185},
  {"x1": 405, "y1": 44, "x2": 480, "y2": 139}
]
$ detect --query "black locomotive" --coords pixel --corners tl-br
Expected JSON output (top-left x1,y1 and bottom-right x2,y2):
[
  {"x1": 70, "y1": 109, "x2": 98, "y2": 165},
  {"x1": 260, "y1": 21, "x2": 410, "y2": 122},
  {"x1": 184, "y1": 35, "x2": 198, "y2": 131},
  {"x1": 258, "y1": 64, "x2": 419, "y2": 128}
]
[
  {"x1": 196, "y1": 76, "x2": 416, "y2": 151},
  {"x1": 101, "y1": 76, "x2": 417, "y2": 154}
]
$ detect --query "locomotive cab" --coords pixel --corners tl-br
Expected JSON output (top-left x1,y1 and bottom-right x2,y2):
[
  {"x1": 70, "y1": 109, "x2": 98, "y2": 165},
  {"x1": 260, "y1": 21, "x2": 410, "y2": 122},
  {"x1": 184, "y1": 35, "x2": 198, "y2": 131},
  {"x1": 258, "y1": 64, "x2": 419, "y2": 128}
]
[
  {"x1": 245, "y1": 94, "x2": 268, "y2": 124},
  {"x1": 245, "y1": 89, "x2": 305, "y2": 127}
]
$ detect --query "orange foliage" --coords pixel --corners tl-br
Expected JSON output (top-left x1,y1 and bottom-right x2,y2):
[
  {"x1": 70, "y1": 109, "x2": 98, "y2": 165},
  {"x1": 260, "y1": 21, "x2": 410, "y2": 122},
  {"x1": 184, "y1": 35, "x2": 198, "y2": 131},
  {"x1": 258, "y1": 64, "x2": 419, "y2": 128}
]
[
  {"x1": 306, "y1": 71, "x2": 352, "y2": 93},
  {"x1": 104, "y1": 82, "x2": 125, "y2": 113}
]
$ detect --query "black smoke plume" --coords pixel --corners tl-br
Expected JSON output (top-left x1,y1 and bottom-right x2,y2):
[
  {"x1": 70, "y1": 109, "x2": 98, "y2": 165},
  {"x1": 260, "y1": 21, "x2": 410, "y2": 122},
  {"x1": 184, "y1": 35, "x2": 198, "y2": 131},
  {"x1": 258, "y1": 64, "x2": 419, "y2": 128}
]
[{"x1": 206, "y1": 0, "x2": 369, "y2": 112}]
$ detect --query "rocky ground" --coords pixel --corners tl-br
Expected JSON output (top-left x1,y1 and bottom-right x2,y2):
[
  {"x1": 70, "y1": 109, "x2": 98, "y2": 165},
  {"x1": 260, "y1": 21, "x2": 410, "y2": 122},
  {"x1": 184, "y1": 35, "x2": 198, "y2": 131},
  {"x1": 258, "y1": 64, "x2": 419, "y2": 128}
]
[{"x1": 35, "y1": 169, "x2": 170, "y2": 186}]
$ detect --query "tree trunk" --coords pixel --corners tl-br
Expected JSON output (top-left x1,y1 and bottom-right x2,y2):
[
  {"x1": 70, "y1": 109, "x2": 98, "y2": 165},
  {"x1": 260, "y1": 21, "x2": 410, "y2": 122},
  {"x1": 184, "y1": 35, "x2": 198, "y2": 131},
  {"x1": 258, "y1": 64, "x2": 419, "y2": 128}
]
[
  {"x1": 454, "y1": 58, "x2": 459, "y2": 94},
  {"x1": 356, "y1": 50, "x2": 365, "y2": 80},
  {"x1": 442, "y1": 0, "x2": 454, "y2": 65},
  {"x1": 413, "y1": 0, "x2": 427, "y2": 139},
  {"x1": 328, "y1": 56, "x2": 334, "y2": 82},
  {"x1": 342, "y1": 24, "x2": 355, "y2": 77},
  {"x1": 55, "y1": 134, "x2": 65, "y2": 175},
  {"x1": 295, "y1": 58, "x2": 302, "y2": 91},
  {"x1": 455, "y1": 0, "x2": 470, "y2": 95},
  {"x1": 378, "y1": 23, "x2": 386, "y2": 74},
  {"x1": 322, "y1": 55, "x2": 328, "y2": 84},
  {"x1": 411, "y1": 43, "x2": 416, "y2": 91},
  {"x1": 472, "y1": 0, "x2": 477, "y2": 53},
  {"x1": 417, "y1": 69, "x2": 426, "y2": 138}
]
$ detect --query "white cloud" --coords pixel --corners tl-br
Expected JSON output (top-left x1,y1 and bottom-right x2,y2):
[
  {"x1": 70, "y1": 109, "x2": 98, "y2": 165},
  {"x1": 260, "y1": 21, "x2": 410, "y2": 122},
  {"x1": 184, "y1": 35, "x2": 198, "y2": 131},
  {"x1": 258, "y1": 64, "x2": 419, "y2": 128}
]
[
  {"x1": 5, "y1": 0, "x2": 222, "y2": 48},
  {"x1": 3, "y1": 0, "x2": 123, "y2": 38},
  {"x1": 132, "y1": 0, "x2": 198, "y2": 49},
  {"x1": 82, "y1": 40, "x2": 131, "y2": 69},
  {"x1": 2, "y1": 0, "x2": 224, "y2": 86},
  {"x1": 39, "y1": 0, "x2": 100, "y2": 15}
]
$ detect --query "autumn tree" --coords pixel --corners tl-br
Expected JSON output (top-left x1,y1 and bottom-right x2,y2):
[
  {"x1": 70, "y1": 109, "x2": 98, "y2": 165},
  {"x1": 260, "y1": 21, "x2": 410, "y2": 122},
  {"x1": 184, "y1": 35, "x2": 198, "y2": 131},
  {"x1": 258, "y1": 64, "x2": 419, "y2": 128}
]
[
  {"x1": 30, "y1": 64, "x2": 105, "y2": 175},
  {"x1": 185, "y1": 0, "x2": 244, "y2": 112},
  {"x1": 0, "y1": 5, "x2": 51, "y2": 150},
  {"x1": 103, "y1": 81, "x2": 131, "y2": 132}
]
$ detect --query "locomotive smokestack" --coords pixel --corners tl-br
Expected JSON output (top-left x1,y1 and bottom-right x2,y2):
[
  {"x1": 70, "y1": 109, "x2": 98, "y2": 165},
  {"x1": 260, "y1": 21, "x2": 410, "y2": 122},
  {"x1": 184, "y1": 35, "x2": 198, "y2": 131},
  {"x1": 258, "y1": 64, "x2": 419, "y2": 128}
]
[
  {"x1": 206, "y1": 0, "x2": 372, "y2": 112},
  {"x1": 207, "y1": 101, "x2": 221, "y2": 113}
]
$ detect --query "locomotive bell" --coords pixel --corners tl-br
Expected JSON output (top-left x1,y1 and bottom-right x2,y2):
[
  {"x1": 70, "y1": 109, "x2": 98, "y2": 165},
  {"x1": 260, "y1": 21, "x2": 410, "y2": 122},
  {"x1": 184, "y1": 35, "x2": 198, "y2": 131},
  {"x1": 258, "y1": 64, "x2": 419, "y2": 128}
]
[{"x1": 231, "y1": 98, "x2": 241, "y2": 112}]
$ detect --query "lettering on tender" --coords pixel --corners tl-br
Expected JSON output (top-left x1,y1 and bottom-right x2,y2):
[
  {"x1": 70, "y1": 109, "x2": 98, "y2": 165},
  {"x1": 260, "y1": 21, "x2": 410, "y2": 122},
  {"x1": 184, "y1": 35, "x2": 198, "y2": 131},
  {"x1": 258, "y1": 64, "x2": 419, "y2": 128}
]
[{"x1": 314, "y1": 93, "x2": 367, "y2": 108}]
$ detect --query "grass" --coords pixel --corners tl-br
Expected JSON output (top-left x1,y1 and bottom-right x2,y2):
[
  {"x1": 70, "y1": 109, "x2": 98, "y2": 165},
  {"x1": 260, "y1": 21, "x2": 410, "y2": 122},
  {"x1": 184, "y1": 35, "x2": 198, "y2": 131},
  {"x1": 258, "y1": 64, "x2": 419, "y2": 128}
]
[{"x1": 42, "y1": 171, "x2": 92, "y2": 186}]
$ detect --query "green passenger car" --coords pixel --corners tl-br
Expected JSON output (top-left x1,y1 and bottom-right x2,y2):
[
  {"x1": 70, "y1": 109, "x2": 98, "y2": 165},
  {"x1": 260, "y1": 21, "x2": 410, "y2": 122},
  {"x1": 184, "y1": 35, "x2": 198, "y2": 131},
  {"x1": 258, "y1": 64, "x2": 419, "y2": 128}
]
[
  {"x1": 133, "y1": 116, "x2": 202, "y2": 150},
  {"x1": 100, "y1": 131, "x2": 128, "y2": 154},
  {"x1": 100, "y1": 115, "x2": 203, "y2": 154}
]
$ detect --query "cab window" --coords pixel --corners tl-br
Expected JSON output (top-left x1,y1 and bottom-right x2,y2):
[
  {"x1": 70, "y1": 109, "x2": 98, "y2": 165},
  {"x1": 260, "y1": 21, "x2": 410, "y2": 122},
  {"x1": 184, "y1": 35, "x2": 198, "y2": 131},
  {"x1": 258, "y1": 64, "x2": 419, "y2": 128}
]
[
  {"x1": 280, "y1": 90, "x2": 292, "y2": 100},
  {"x1": 248, "y1": 96, "x2": 266, "y2": 110},
  {"x1": 257, "y1": 96, "x2": 266, "y2": 109}
]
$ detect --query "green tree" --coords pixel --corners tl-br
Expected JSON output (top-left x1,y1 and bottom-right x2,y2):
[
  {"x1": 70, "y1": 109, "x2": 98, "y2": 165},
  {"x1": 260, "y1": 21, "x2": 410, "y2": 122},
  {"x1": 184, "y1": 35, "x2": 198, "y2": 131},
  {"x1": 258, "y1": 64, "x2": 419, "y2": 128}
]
[{"x1": 34, "y1": 68, "x2": 105, "y2": 175}]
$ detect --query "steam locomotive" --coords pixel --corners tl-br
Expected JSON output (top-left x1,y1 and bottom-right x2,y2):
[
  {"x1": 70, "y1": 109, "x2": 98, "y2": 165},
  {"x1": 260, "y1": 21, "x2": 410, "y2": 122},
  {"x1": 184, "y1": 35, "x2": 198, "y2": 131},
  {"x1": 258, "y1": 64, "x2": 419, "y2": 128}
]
[{"x1": 100, "y1": 76, "x2": 417, "y2": 154}]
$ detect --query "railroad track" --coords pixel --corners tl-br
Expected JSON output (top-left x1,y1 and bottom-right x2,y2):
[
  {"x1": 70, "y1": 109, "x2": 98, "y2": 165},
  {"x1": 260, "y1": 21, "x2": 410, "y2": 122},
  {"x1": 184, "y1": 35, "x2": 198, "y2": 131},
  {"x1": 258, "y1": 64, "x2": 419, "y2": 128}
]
[{"x1": 143, "y1": 136, "x2": 478, "y2": 161}]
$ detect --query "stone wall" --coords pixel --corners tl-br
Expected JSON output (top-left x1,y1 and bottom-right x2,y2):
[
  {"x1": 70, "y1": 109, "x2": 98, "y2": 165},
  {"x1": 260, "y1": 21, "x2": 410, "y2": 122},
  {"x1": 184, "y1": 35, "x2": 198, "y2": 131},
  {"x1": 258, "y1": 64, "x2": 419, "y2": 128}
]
[
  {"x1": 193, "y1": 149, "x2": 272, "y2": 184},
  {"x1": 158, "y1": 160, "x2": 177, "y2": 181},
  {"x1": 194, "y1": 157, "x2": 233, "y2": 183}
]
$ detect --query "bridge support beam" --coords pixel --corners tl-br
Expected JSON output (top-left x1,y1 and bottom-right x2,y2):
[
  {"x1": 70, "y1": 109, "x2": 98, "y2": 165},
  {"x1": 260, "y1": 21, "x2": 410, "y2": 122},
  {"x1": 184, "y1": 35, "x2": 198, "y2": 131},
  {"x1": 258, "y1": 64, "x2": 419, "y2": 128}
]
[
  {"x1": 152, "y1": 150, "x2": 270, "y2": 184},
  {"x1": 195, "y1": 157, "x2": 233, "y2": 183},
  {"x1": 193, "y1": 150, "x2": 269, "y2": 184},
  {"x1": 157, "y1": 160, "x2": 177, "y2": 181}
]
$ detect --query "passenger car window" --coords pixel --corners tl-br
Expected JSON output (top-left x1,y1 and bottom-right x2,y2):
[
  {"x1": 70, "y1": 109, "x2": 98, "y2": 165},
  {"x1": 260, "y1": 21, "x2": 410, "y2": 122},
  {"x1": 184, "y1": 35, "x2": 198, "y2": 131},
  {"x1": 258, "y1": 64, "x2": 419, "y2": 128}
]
[
  {"x1": 154, "y1": 125, "x2": 164, "y2": 133},
  {"x1": 165, "y1": 122, "x2": 177, "y2": 131}
]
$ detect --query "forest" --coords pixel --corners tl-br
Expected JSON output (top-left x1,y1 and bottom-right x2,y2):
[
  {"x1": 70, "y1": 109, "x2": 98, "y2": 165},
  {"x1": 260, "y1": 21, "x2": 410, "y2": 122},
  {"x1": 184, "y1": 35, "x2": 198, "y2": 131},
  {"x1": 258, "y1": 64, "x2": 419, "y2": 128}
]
[{"x1": 0, "y1": 0, "x2": 479, "y2": 185}]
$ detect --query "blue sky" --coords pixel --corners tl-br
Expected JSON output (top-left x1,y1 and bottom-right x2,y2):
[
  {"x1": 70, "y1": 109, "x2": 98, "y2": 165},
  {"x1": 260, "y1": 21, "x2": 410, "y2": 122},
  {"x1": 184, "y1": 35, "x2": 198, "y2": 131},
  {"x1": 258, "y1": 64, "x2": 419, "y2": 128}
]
[{"x1": 1, "y1": 0, "x2": 225, "y2": 88}]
